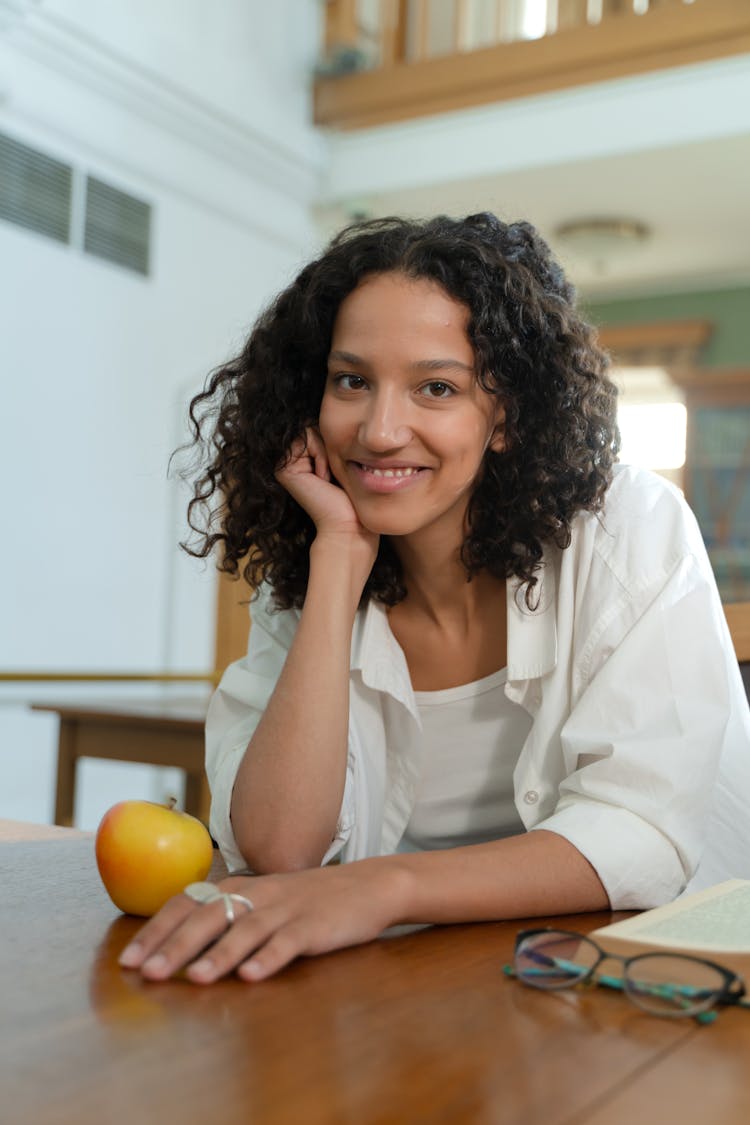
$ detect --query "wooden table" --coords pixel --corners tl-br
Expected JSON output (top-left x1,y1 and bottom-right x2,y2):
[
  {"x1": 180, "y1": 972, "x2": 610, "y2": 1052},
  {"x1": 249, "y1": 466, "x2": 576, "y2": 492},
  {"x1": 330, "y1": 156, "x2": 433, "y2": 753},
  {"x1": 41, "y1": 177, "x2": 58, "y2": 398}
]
[
  {"x1": 3, "y1": 837, "x2": 750, "y2": 1125},
  {"x1": 32, "y1": 695, "x2": 212, "y2": 827}
]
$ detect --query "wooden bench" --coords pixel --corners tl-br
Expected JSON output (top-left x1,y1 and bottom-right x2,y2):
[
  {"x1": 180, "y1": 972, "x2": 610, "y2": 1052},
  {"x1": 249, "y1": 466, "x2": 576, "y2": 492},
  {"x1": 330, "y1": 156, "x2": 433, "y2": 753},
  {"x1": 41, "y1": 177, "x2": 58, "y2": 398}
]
[{"x1": 32, "y1": 695, "x2": 212, "y2": 827}]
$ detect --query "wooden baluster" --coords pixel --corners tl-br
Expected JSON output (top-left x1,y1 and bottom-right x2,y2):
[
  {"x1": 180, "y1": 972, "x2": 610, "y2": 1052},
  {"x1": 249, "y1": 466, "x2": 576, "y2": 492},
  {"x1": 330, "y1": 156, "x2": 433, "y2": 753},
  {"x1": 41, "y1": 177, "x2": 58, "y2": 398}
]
[
  {"x1": 586, "y1": 0, "x2": 631, "y2": 23},
  {"x1": 409, "y1": 0, "x2": 430, "y2": 61},
  {"x1": 497, "y1": 0, "x2": 523, "y2": 43},
  {"x1": 380, "y1": 0, "x2": 408, "y2": 66},
  {"x1": 324, "y1": 0, "x2": 360, "y2": 55},
  {"x1": 454, "y1": 0, "x2": 472, "y2": 51},
  {"x1": 558, "y1": 0, "x2": 588, "y2": 30}
]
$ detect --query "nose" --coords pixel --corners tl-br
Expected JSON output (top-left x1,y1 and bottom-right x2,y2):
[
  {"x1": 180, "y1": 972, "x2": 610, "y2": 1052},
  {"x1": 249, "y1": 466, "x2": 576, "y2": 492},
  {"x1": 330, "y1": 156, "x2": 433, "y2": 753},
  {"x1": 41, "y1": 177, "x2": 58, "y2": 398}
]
[{"x1": 358, "y1": 388, "x2": 412, "y2": 451}]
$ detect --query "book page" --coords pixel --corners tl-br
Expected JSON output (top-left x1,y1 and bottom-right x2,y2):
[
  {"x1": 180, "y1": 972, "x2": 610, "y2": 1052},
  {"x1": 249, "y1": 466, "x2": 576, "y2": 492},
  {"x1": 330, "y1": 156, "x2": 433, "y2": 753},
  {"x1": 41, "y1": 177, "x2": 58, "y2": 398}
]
[{"x1": 593, "y1": 879, "x2": 750, "y2": 953}]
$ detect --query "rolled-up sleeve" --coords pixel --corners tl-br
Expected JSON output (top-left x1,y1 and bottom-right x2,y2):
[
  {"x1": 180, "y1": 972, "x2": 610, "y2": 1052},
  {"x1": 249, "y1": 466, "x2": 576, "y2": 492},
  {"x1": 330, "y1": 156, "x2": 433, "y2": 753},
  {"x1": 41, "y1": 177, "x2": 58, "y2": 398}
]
[{"x1": 532, "y1": 553, "x2": 732, "y2": 909}]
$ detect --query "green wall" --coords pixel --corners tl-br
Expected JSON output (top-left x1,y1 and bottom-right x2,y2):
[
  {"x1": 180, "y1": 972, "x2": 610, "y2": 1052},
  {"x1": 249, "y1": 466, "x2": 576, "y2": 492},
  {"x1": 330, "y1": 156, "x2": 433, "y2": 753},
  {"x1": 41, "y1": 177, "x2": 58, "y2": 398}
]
[{"x1": 584, "y1": 285, "x2": 750, "y2": 367}]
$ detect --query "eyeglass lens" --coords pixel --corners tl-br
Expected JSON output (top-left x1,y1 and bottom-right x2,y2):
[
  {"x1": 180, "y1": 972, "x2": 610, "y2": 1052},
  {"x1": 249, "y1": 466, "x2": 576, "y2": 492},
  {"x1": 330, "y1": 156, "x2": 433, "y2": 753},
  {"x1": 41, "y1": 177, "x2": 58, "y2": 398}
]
[
  {"x1": 515, "y1": 931, "x2": 600, "y2": 988},
  {"x1": 623, "y1": 954, "x2": 726, "y2": 1017},
  {"x1": 515, "y1": 931, "x2": 726, "y2": 1017}
]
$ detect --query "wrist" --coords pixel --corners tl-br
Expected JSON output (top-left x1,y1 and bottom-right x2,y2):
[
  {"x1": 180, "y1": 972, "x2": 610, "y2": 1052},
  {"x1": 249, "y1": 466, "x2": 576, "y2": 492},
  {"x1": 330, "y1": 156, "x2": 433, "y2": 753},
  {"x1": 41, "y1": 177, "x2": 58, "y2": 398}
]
[
  {"x1": 361, "y1": 856, "x2": 417, "y2": 929},
  {"x1": 311, "y1": 527, "x2": 376, "y2": 558},
  {"x1": 309, "y1": 535, "x2": 375, "y2": 601}
]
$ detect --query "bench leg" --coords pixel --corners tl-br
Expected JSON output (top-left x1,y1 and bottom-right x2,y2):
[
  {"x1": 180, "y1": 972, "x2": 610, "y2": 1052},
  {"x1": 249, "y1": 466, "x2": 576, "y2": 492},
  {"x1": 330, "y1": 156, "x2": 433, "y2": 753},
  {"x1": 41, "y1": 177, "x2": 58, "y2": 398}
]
[{"x1": 54, "y1": 720, "x2": 78, "y2": 827}]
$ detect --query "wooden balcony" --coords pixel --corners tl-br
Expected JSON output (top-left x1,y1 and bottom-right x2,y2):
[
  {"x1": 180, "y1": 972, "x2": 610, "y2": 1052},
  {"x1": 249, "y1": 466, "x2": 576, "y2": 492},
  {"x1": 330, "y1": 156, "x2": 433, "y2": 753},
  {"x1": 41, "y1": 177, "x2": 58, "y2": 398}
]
[{"x1": 314, "y1": 0, "x2": 750, "y2": 128}]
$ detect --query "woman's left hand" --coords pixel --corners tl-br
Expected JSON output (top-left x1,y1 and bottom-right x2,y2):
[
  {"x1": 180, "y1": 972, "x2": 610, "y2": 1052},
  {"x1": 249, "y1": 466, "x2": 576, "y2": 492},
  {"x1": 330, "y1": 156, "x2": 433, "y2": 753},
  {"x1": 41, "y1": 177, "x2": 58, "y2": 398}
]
[{"x1": 117, "y1": 859, "x2": 408, "y2": 984}]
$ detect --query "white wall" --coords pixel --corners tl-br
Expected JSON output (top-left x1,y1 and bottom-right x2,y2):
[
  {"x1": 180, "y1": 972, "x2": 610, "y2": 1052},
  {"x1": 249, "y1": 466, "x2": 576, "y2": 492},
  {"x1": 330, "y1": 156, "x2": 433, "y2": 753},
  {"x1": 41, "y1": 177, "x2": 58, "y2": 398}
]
[
  {"x1": 314, "y1": 54, "x2": 750, "y2": 299},
  {"x1": 319, "y1": 55, "x2": 750, "y2": 212},
  {"x1": 0, "y1": 0, "x2": 326, "y2": 828}
]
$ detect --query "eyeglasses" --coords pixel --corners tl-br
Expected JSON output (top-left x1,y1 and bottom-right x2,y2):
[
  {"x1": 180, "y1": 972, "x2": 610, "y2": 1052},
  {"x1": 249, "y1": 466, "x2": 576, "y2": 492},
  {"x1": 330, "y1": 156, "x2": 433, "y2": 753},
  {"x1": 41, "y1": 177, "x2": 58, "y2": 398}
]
[{"x1": 505, "y1": 928, "x2": 750, "y2": 1025}]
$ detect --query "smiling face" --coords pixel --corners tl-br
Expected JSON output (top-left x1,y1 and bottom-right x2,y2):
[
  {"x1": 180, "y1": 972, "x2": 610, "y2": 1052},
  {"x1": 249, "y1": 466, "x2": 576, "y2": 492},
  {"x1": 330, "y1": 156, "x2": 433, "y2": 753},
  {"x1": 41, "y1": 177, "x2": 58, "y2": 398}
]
[{"x1": 318, "y1": 271, "x2": 505, "y2": 550}]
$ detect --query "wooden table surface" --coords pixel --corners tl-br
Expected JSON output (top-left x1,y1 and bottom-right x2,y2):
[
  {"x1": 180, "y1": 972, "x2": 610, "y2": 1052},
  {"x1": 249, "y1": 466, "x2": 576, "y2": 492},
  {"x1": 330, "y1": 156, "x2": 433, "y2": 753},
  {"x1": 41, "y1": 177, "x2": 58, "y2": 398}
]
[{"x1": 2, "y1": 836, "x2": 750, "y2": 1125}]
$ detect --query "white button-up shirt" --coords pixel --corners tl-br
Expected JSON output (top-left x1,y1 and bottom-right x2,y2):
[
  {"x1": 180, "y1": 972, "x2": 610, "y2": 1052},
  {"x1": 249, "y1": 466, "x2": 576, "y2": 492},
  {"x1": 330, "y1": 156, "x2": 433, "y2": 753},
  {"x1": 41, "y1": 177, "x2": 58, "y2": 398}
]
[{"x1": 206, "y1": 465, "x2": 750, "y2": 910}]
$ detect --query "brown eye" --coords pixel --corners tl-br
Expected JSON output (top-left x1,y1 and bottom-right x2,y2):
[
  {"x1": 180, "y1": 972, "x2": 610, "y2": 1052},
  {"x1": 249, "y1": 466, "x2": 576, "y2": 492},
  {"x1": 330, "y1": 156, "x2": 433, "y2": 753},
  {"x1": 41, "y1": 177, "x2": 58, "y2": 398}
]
[
  {"x1": 335, "y1": 374, "x2": 367, "y2": 391},
  {"x1": 421, "y1": 381, "x2": 454, "y2": 399}
]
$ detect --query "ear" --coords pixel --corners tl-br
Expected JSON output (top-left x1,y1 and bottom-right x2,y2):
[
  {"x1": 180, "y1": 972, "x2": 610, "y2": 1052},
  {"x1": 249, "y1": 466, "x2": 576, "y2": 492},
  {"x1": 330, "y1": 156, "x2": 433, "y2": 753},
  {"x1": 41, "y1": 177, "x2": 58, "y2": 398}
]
[{"x1": 488, "y1": 404, "x2": 506, "y2": 454}]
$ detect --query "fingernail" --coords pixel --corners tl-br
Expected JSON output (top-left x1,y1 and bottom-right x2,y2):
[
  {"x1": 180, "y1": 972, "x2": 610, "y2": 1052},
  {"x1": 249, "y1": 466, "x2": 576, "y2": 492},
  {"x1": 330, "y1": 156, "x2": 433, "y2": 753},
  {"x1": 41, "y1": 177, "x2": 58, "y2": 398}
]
[
  {"x1": 239, "y1": 960, "x2": 263, "y2": 981},
  {"x1": 142, "y1": 953, "x2": 168, "y2": 976},
  {"x1": 187, "y1": 957, "x2": 214, "y2": 981},
  {"x1": 118, "y1": 941, "x2": 142, "y2": 967}
]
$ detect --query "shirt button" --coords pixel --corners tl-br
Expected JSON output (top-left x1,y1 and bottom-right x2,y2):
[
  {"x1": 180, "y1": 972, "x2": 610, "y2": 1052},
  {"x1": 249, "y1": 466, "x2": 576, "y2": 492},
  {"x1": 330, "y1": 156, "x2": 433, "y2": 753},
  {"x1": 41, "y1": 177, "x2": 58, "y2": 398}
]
[{"x1": 523, "y1": 790, "x2": 539, "y2": 805}]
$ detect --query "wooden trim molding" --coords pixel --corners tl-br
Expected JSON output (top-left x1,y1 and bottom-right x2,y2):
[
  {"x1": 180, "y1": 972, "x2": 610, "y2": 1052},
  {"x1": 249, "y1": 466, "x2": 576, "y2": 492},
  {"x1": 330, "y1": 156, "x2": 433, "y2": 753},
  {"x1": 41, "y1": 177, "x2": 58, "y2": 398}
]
[
  {"x1": 596, "y1": 320, "x2": 713, "y2": 367},
  {"x1": 670, "y1": 367, "x2": 750, "y2": 406},
  {"x1": 314, "y1": 0, "x2": 750, "y2": 128}
]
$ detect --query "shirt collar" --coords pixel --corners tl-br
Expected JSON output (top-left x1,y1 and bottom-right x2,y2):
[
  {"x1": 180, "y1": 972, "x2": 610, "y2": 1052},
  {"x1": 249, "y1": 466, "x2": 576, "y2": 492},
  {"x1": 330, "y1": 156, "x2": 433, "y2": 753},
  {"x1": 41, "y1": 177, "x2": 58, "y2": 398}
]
[
  {"x1": 506, "y1": 560, "x2": 558, "y2": 684},
  {"x1": 351, "y1": 597, "x2": 420, "y2": 720},
  {"x1": 351, "y1": 556, "x2": 558, "y2": 711}
]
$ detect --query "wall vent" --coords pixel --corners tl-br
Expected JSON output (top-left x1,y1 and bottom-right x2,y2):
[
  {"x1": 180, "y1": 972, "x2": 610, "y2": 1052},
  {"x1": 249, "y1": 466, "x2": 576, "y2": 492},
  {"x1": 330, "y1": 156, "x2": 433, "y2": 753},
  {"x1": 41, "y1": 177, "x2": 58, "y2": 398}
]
[
  {"x1": 0, "y1": 131, "x2": 72, "y2": 244},
  {"x1": 84, "y1": 176, "x2": 151, "y2": 277}
]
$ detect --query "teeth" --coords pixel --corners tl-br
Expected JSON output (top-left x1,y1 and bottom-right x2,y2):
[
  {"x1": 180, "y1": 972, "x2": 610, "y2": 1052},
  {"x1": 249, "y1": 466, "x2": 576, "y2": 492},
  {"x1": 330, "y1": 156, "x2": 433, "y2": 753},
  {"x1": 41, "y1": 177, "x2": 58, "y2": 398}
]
[{"x1": 365, "y1": 466, "x2": 418, "y2": 478}]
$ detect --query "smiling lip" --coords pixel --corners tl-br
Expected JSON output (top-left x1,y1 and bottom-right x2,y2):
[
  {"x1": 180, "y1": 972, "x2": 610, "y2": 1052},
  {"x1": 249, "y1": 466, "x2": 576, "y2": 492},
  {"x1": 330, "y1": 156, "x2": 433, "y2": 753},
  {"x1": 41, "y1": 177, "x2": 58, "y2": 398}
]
[{"x1": 349, "y1": 461, "x2": 429, "y2": 493}]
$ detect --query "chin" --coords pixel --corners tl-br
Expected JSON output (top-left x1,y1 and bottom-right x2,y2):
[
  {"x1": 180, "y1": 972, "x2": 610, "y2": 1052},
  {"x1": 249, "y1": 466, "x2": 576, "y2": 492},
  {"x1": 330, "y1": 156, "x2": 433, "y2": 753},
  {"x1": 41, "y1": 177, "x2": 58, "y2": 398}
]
[
  {"x1": 349, "y1": 502, "x2": 417, "y2": 538},
  {"x1": 358, "y1": 515, "x2": 417, "y2": 538}
]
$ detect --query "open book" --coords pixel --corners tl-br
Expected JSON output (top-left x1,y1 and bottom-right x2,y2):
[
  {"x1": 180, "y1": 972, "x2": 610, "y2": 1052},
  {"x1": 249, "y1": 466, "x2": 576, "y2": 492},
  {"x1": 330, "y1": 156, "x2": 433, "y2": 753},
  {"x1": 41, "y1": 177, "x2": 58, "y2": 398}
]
[{"x1": 590, "y1": 879, "x2": 750, "y2": 978}]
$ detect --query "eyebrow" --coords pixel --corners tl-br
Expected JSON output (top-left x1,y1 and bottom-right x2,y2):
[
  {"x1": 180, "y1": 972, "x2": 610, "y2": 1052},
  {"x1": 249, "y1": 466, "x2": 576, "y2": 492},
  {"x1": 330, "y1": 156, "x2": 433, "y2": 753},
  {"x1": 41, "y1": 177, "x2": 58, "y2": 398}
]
[
  {"x1": 328, "y1": 350, "x2": 474, "y2": 374},
  {"x1": 415, "y1": 357, "x2": 475, "y2": 374}
]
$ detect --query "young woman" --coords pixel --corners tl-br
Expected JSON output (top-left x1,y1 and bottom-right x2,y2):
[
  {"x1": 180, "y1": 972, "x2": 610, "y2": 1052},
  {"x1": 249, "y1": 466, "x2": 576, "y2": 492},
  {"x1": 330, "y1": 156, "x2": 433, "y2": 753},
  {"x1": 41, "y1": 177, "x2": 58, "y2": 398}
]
[{"x1": 119, "y1": 214, "x2": 745, "y2": 985}]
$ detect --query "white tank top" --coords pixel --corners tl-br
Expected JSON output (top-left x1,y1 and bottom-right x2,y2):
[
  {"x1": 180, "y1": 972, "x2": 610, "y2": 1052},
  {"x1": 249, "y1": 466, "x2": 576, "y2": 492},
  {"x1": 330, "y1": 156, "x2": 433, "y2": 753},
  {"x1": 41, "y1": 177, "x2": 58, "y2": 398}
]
[{"x1": 398, "y1": 668, "x2": 531, "y2": 852}]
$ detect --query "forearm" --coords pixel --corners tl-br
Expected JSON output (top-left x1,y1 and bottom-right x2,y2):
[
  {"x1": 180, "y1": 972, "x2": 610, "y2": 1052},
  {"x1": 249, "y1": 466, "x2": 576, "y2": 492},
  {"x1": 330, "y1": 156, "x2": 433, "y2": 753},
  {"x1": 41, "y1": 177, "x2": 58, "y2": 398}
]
[
  {"x1": 230, "y1": 537, "x2": 369, "y2": 872},
  {"x1": 367, "y1": 830, "x2": 609, "y2": 927},
  {"x1": 125, "y1": 830, "x2": 610, "y2": 985}
]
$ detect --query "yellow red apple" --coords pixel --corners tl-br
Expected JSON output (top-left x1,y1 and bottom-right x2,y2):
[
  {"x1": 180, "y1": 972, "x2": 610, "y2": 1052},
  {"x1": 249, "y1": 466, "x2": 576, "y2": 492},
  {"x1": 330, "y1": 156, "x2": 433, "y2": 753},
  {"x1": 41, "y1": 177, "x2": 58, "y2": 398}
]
[{"x1": 95, "y1": 799, "x2": 213, "y2": 917}]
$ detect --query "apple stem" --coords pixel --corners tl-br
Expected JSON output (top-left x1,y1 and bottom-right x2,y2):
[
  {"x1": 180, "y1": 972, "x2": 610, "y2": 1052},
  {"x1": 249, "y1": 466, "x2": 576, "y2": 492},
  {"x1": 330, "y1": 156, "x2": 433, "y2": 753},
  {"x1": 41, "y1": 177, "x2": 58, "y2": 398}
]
[{"x1": 166, "y1": 796, "x2": 177, "y2": 811}]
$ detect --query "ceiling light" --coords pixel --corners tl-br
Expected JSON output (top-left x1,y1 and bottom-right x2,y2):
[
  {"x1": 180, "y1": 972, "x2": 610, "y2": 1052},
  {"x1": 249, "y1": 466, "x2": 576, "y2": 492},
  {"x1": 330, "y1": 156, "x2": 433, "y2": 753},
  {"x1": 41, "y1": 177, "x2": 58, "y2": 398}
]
[{"x1": 553, "y1": 217, "x2": 651, "y2": 272}]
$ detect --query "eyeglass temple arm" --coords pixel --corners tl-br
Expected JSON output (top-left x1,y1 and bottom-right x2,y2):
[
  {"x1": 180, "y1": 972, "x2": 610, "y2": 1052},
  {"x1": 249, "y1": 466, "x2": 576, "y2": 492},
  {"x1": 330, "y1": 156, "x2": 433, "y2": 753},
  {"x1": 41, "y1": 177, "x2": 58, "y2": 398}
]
[{"x1": 515, "y1": 956, "x2": 628, "y2": 993}]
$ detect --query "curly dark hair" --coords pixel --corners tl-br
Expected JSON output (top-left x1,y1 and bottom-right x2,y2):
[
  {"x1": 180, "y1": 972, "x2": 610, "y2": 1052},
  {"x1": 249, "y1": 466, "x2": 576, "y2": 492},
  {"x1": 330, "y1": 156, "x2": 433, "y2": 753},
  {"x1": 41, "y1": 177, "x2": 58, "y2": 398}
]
[{"x1": 183, "y1": 212, "x2": 618, "y2": 609}]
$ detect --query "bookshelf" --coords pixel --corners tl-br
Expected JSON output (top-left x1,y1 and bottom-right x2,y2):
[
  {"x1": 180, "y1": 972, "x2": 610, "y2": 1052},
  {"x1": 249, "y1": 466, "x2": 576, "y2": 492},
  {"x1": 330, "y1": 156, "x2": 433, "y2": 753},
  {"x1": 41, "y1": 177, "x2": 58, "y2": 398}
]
[{"x1": 673, "y1": 368, "x2": 750, "y2": 603}]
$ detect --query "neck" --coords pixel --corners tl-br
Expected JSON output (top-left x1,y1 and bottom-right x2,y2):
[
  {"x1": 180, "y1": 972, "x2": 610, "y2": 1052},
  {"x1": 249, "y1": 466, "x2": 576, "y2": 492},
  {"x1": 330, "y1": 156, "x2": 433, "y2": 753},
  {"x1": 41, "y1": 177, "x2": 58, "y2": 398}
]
[{"x1": 391, "y1": 534, "x2": 504, "y2": 628}]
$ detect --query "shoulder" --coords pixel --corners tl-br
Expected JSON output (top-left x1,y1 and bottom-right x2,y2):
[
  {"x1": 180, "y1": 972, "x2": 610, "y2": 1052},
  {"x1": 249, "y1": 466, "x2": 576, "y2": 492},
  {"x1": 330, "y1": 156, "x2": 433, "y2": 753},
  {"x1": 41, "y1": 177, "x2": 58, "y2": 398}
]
[
  {"x1": 600, "y1": 463, "x2": 696, "y2": 532},
  {"x1": 547, "y1": 465, "x2": 723, "y2": 690},
  {"x1": 566, "y1": 464, "x2": 708, "y2": 596}
]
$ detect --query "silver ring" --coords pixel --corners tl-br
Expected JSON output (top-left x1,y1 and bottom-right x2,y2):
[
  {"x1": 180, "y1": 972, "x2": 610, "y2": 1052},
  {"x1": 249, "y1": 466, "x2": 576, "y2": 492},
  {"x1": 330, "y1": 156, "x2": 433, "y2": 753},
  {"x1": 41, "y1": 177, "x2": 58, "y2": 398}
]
[
  {"x1": 184, "y1": 881, "x2": 222, "y2": 905},
  {"x1": 184, "y1": 883, "x2": 254, "y2": 927},
  {"x1": 229, "y1": 892, "x2": 254, "y2": 915}
]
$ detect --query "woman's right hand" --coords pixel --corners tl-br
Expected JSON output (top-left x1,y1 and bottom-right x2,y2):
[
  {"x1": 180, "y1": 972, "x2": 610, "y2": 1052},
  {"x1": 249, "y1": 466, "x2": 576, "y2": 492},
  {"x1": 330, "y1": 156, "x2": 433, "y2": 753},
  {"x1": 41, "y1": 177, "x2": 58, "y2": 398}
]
[{"x1": 276, "y1": 428, "x2": 378, "y2": 561}]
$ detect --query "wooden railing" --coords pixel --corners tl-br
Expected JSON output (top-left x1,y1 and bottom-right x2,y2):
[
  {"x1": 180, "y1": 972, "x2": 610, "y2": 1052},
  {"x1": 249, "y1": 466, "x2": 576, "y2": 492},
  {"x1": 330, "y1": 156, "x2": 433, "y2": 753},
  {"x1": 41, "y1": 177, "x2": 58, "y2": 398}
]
[{"x1": 315, "y1": 0, "x2": 750, "y2": 127}]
